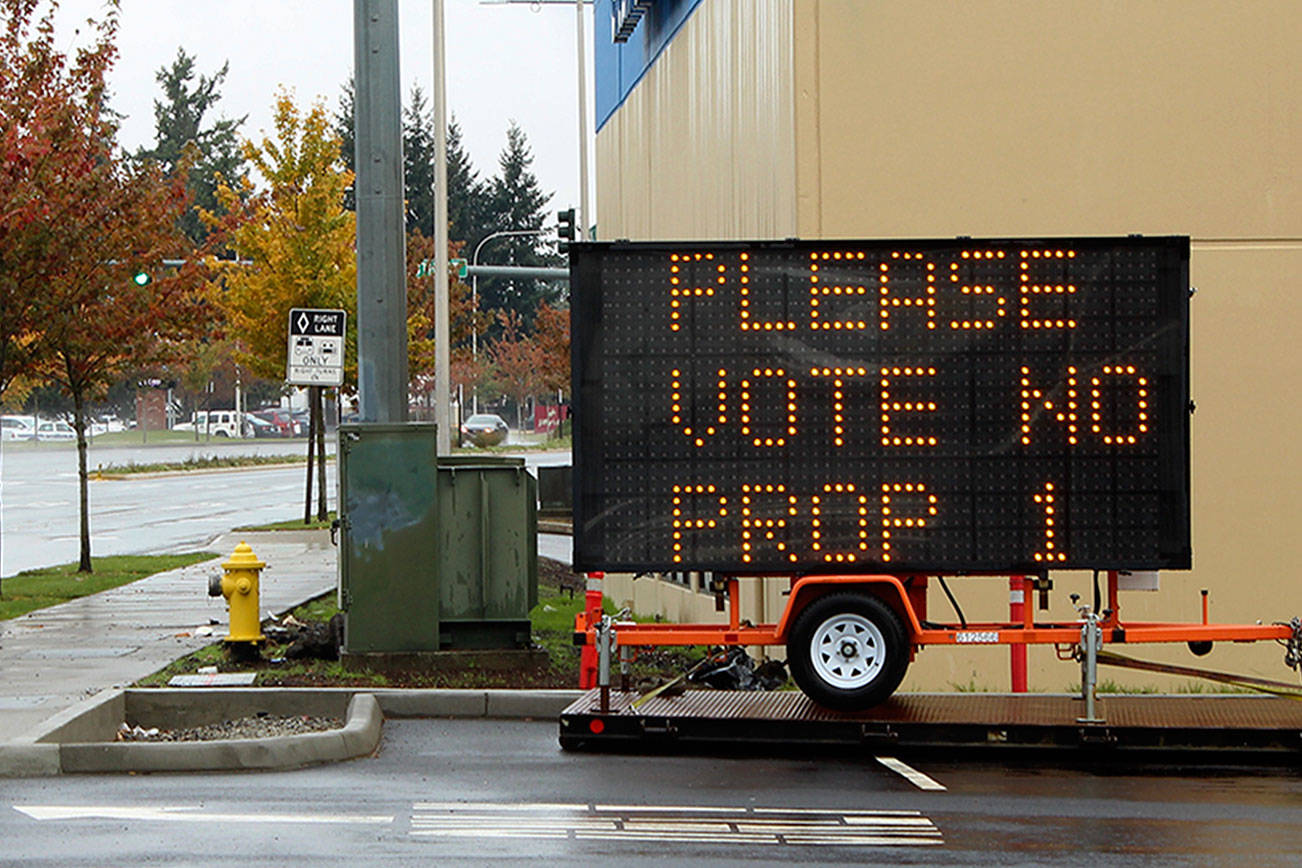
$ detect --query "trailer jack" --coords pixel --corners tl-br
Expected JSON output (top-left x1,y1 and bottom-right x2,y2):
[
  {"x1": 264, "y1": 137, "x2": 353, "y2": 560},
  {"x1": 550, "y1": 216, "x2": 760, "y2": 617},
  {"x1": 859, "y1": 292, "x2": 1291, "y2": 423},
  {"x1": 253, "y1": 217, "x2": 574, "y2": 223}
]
[{"x1": 1072, "y1": 594, "x2": 1106, "y2": 724}]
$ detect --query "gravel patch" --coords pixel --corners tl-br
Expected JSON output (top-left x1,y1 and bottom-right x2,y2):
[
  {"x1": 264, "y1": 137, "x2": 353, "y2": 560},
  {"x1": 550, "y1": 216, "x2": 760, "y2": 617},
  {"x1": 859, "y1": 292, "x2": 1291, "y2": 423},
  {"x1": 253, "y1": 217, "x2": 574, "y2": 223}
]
[{"x1": 116, "y1": 713, "x2": 343, "y2": 742}]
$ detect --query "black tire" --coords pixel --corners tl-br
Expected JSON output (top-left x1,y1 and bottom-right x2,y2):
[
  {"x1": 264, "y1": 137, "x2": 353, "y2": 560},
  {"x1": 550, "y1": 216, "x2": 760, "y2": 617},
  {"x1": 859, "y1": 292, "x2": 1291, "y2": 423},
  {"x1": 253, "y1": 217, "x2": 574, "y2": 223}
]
[{"x1": 787, "y1": 593, "x2": 909, "y2": 711}]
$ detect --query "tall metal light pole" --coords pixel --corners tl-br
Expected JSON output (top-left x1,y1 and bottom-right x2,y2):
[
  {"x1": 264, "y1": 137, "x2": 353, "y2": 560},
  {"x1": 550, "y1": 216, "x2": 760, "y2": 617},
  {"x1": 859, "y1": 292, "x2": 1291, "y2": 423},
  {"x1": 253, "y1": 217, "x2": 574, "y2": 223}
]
[
  {"x1": 575, "y1": 0, "x2": 590, "y2": 240},
  {"x1": 432, "y1": 0, "x2": 451, "y2": 454}
]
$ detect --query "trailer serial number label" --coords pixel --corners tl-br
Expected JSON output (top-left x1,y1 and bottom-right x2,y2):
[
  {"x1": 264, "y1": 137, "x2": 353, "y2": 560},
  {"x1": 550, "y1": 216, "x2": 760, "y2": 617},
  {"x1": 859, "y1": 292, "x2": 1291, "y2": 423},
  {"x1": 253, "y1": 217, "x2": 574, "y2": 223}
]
[{"x1": 570, "y1": 237, "x2": 1190, "y2": 574}]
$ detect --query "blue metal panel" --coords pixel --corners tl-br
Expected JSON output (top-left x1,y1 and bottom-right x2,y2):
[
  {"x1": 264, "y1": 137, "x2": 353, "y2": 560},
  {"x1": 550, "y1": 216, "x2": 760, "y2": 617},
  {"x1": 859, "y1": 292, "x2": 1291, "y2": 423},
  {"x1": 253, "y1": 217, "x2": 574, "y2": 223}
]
[{"x1": 595, "y1": 0, "x2": 705, "y2": 131}]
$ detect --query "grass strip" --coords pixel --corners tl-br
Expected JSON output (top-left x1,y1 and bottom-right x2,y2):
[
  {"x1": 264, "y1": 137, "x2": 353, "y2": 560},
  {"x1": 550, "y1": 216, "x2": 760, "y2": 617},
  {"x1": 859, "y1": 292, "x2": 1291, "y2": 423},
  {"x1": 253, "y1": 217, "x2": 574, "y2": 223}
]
[
  {"x1": 453, "y1": 434, "x2": 572, "y2": 453},
  {"x1": 0, "y1": 552, "x2": 218, "y2": 621},
  {"x1": 236, "y1": 512, "x2": 337, "y2": 532},
  {"x1": 97, "y1": 454, "x2": 321, "y2": 475}
]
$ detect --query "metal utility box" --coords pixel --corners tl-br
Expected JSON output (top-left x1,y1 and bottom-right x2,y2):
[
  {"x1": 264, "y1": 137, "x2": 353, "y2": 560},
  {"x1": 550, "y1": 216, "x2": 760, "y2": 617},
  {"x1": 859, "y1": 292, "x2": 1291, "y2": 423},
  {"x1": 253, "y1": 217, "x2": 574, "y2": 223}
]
[
  {"x1": 536, "y1": 464, "x2": 572, "y2": 516},
  {"x1": 437, "y1": 456, "x2": 538, "y2": 649},
  {"x1": 337, "y1": 423, "x2": 440, "y2": 653}
]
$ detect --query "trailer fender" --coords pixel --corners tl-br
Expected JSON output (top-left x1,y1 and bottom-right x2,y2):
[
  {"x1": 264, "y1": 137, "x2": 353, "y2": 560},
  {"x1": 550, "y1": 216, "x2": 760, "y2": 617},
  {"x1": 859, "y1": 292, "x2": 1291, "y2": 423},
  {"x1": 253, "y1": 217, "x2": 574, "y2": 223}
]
[{"x1": 776, "y1": 576, "x2": 925, "y2": 643}]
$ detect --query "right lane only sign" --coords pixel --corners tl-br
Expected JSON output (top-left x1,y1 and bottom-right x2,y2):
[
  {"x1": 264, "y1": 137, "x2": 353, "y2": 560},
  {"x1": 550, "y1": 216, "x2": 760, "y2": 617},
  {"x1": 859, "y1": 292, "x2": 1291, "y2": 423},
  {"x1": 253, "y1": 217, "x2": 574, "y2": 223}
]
[{"x1": 287, "y1": 308, "x2": 346, "y2": 387}]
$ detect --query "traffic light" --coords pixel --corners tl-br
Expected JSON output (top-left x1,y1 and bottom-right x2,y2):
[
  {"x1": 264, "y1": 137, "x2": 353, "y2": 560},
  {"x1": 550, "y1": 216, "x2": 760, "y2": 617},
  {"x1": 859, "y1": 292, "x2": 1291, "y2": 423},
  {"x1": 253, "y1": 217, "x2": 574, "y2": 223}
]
[
  {"x1": 132, "y1": 270, "x2": 151, "y2": 286},
  {"x1": 557, "y1": 208, "x2": 576, "y2": 252}
]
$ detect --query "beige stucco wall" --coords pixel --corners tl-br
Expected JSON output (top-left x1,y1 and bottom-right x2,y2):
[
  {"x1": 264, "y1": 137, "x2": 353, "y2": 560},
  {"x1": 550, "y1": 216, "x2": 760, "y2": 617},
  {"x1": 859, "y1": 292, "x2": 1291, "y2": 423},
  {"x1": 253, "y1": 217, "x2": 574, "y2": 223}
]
[
  {"x1": 795, "y1": 0, "x2": 1300, "y2": 240},
  {"x1": 594, "y1": 1, "x2": 1302, "y2": 692},
  {"x1": 594, "y1": 0, "x2": 797, "y2": 240}
]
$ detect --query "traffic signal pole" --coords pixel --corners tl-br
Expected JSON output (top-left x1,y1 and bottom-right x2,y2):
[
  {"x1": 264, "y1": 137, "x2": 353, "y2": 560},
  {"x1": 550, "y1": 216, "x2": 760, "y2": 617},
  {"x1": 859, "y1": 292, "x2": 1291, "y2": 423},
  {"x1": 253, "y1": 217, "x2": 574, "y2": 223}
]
[{"x1": 353, "y1": 0, "x2": 409, "y2": 423}]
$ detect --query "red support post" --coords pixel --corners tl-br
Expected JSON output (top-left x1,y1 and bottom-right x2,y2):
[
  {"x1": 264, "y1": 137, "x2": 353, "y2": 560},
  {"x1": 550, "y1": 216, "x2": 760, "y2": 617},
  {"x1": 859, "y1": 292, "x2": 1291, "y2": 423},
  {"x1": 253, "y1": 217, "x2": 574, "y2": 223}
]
[
  {"x1": 1010, "y1": 575, "x2": 1028, "y2": 693},
  {"x1": 579, "y1": 571, "x2": 604, "y2": 689},
  {"x1": 1107, "y1": 570, "x2": 1121, "y2": 623}
]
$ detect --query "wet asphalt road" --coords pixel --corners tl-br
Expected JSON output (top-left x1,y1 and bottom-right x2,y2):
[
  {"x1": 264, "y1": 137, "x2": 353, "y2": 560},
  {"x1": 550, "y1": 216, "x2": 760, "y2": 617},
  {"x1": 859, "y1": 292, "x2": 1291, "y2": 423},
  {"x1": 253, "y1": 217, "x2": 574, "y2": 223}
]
[
  {"x1": 0, "y1": 439, "x2": 571, "y2": 577},
  {"x1": 1, "y1": 718, "x2": 1298, "y2": 866},
  {"x1": 0, "y1": 439, "x2": 339, "y2": 576}
]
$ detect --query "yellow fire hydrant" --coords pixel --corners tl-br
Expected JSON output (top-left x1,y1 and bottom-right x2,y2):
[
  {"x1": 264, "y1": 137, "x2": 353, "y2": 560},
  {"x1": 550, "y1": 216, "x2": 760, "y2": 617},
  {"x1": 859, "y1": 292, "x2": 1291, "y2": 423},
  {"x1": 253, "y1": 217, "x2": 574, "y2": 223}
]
[{"x1": 208, "y1": 541, "x2": 266, "y2": 649}]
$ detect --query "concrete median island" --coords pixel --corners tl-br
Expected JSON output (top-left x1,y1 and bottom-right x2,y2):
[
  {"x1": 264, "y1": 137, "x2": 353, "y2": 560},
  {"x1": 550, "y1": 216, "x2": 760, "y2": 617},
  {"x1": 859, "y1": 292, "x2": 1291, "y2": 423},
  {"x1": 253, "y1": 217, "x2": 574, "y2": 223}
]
[{"x1": 0, "y1": 687, "x2": 581, "y2": 777}]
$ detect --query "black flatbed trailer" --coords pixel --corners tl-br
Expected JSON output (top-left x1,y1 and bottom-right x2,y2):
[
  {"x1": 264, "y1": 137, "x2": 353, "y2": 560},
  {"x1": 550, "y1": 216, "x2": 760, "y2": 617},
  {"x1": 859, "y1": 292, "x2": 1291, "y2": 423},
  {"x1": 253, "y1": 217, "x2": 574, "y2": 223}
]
[{"x1": 559, "y1": 690, "x2": 1302, "y2": 764}]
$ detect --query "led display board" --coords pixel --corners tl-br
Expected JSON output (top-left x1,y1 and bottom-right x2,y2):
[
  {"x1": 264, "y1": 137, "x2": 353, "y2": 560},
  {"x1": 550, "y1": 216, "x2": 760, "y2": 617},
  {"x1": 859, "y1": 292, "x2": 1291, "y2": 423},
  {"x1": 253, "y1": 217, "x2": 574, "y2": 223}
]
[{"x1": 571, "y1": 237, "x2": 1190, "y2": 575}]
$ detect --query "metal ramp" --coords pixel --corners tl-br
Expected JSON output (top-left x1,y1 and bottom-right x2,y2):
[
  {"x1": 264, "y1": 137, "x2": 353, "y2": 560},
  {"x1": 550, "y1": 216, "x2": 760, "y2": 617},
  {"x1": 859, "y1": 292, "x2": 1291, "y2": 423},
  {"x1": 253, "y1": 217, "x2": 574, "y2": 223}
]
[{"x1": 560, "y1": 690, "x2": 1302, "y2": 762}]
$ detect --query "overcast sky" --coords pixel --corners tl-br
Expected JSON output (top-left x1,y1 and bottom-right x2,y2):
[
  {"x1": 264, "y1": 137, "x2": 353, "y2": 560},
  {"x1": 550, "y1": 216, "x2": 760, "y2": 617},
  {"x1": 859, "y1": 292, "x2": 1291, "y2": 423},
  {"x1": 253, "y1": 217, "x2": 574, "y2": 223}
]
[{"x1": 54, "y1": 0, "x2": 594, "y2": 221}]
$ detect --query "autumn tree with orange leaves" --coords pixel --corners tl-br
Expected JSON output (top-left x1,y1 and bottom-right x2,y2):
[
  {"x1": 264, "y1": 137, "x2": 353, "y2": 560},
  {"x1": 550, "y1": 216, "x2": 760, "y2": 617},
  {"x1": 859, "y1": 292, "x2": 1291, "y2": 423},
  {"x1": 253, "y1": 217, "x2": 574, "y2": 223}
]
[
  {"x1": 488, "y1": 309, "x2": 547, "y2": 430},
  {"x1": 532, "y1": 301, "x2": 570, "y2": 397},
  {"x1": 211, "y1": 91, "x2": 356, "y2": 522},
  {"x1": 1, "y1": 0, "x2": 208, "y2": 571},
  {"x1": 0, "y1": 0, "x2": 118, "y2": 401}
]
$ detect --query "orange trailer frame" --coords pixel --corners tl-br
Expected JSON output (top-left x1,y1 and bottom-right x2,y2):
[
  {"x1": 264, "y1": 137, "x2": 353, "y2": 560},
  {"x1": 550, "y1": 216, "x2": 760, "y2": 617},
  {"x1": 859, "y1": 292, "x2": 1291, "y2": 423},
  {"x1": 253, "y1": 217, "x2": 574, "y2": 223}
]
[{"x1": 575, "y1": 571, "x2": 1294, "y2": 659}]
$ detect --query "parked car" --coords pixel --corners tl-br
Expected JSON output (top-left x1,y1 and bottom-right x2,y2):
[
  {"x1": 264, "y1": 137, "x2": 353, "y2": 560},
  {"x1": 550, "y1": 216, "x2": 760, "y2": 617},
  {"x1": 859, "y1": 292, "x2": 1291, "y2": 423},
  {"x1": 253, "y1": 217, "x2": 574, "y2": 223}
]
[
  {"x1": 252, "y1": 408, "x2": 305, "y2": 438},
  {"x1": 460, "y1": 413, "x2": 509, "y2": 447},
  {"x1": 242, "y1": 414, "x2": 280, "y2": 438},
  {"x1": 36, "y1": 420, "x2": 76, "y2": 441},
  {"x1": 0, "y1": 416, "x2": 34, "y2": 442}
]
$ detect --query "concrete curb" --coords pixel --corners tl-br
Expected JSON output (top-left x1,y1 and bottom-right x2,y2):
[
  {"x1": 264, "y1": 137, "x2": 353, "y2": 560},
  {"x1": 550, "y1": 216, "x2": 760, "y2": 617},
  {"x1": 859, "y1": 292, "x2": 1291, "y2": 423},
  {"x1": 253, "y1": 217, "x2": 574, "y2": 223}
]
[
  {"x1": 58, "y1": 694, "x2": 382, "y2": 775},
  {"x1": 0, "y1": 688, "x2": 582, "y2": 777}
]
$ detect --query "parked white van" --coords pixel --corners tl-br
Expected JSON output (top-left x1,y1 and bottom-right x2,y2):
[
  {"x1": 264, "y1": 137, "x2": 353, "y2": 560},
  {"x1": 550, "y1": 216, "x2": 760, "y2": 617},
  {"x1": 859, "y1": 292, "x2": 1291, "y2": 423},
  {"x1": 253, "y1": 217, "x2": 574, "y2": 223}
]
[
  {"x1": 191, "y1": 410, "x2": 242, "y2": 438},
  {"x1": 35, "y1": 419, "x2": 76, "y2": 441},
  {"x1": 0, "y1": 416, "x2": 34, "y2": 441}
]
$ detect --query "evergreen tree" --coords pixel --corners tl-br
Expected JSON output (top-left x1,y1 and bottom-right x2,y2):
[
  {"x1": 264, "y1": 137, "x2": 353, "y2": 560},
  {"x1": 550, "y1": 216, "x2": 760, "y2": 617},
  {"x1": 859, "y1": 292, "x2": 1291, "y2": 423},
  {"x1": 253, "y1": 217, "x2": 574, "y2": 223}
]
[
  {"x1": 402, "y1": 85, "x2": 436, "y2": 236},
  {"x1": 335, "y1": 78, "x2": 492, "y2": 250},
  {"x1": 481, "y1": 122, "x2": 560, "y2": 322},
  {"x1": 335, "y1": 74, "x2": 356, "y2": 211},
  {"x1": 447, "y1": 115, "x2": 488, "y2": 251},
  {"x1": 135, "y1": 48, "x2": 245, "y2": 245}
]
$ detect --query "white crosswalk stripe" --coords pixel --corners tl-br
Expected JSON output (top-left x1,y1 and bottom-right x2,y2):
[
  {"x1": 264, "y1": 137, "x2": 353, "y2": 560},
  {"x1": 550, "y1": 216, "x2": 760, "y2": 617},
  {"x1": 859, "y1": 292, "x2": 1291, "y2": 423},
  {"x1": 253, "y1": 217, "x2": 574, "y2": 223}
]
[{"x1": 408, "y1": 802, "x2": 942, "y2": 846}]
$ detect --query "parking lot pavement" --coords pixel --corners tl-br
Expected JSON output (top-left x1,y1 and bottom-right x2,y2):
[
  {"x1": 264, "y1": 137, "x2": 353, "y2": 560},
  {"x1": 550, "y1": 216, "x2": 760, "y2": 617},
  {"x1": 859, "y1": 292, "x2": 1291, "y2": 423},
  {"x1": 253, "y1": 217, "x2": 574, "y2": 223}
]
[{"x1": 2, "y1": 718, "x2": 1299, "y2": 865}]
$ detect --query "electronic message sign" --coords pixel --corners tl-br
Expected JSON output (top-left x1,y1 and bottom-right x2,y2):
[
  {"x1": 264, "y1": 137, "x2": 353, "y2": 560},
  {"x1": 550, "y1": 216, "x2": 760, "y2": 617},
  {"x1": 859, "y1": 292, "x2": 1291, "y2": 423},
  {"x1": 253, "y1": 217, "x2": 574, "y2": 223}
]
[{"x1": 571, "y1": 237, "x2": 1190, "y2": 575}]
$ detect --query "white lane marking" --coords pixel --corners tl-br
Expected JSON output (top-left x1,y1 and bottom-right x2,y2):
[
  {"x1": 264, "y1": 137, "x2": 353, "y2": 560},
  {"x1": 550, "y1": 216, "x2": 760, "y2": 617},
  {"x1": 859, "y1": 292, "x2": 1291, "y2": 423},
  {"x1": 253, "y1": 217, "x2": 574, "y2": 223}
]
[
  {"x1": 750, "y1": 806, "x2": 922, "y2": 815},
  {"x1": 875, "y1": 756, "x2": 947, "y2": 791},
  {"x1": 14, "y1": 806, "x2": 393, "y2": 825},
  {"x1": 408, "y1": 803, "x2": 942, "y2": 847},
  {"x1": 593, "y1": 804, "x2": 749, "y2": 813},
  {"x1": 414, "y1": 801, "x2": 588, "y2": 811}
]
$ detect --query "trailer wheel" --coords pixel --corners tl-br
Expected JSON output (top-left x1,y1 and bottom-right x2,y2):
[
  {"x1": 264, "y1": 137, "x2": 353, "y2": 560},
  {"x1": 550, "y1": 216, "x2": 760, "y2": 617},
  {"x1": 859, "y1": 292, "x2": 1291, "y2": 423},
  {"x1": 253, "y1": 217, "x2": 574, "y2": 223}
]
[{"x1": 787, "y1": 593, "x2": 909, "y2": 710}]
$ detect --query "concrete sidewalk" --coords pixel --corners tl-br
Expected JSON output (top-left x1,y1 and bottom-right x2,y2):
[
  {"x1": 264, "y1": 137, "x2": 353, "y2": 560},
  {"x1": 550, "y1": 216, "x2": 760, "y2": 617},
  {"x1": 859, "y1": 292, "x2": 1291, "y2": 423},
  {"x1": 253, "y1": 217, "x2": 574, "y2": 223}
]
[{"x1": 0, "y1": 530, "x2": 336, "y2": 741}]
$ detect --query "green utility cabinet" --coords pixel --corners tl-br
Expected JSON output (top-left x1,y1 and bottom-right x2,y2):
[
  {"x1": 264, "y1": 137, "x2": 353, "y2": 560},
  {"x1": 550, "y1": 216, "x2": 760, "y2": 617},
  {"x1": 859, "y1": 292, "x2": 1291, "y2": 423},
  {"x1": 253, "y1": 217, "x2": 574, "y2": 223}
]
[
  {"x1": 336, "y1": 426, "x2": 538, "y2": 654},
  {"x1": 437, "y1": 456, "x2": 537, "y2": 649},
  {"x1": 337, "y1": 423, "x2": 440, "y2": 653}
]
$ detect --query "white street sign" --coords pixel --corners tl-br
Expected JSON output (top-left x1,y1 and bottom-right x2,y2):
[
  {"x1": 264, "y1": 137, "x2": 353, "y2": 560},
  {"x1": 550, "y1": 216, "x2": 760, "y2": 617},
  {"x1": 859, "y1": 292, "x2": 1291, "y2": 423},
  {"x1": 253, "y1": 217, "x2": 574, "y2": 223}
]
[{"x1": 287, "y1": 308, "x2": 346, "y2": 387}]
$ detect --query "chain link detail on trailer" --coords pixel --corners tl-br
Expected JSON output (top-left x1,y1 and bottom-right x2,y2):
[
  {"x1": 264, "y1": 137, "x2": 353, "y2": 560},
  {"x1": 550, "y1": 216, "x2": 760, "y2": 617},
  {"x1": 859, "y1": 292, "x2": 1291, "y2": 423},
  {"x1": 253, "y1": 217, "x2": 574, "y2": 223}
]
[
  {"x1": 1093, "y1": 648, "x2": 1302, "y2": 699},
  {"x1": 1282, "y1": 617, "x2": 1302, "y2": 677}
]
